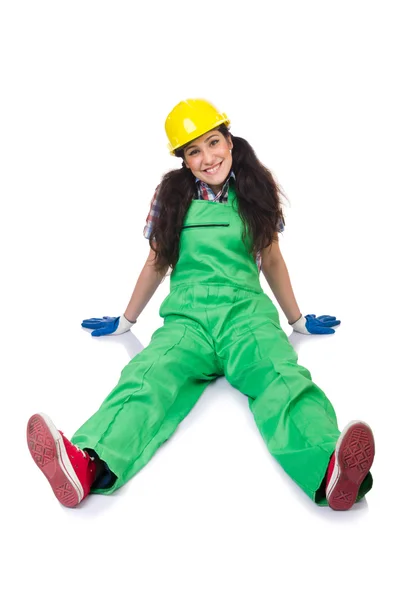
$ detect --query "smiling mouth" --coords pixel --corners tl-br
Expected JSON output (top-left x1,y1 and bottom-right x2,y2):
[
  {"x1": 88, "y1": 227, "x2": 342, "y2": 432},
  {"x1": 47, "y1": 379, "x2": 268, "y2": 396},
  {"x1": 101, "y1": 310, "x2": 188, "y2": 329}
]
[{"x1": 203, "y1": 161, "x2": 222, "y2": 175}]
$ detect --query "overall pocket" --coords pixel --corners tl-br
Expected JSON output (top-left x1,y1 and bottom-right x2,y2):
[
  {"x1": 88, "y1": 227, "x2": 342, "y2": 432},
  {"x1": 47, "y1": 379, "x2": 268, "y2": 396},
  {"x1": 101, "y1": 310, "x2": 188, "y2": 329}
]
[{"x1": 182, "y1": 221, "x2": 230, "y2": 230}]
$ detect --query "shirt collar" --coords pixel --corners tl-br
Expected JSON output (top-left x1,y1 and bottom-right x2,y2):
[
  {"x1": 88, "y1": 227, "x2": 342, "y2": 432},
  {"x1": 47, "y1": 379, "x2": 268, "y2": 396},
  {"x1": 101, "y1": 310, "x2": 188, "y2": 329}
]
[{"x1": 195, "y1": 170, "x2": 235, "y2": 202}]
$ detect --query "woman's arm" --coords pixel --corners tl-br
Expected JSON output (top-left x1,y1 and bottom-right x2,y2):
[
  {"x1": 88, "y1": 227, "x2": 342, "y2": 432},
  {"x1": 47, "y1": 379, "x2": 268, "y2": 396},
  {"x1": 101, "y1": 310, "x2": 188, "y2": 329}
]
[
  {"x1": 123, "y1": 245, "x2": 168, "y2": 323},
  {"x1": 260, "y1": 236, "x2": 301, "y2": 325}
]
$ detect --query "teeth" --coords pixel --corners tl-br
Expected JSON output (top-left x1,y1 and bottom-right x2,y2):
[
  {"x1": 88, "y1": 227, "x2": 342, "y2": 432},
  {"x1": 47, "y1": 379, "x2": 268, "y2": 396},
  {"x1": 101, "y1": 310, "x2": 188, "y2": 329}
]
[{"x1": 206, "y1": 163, "x2": 221, "y2": 174}]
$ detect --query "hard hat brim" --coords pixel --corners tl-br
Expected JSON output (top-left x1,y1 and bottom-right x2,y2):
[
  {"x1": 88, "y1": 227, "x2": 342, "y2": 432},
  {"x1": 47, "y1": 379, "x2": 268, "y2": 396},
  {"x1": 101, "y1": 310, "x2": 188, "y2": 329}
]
[{"x1": 168, "y1": 116, "x2": 231, "y2": 155}]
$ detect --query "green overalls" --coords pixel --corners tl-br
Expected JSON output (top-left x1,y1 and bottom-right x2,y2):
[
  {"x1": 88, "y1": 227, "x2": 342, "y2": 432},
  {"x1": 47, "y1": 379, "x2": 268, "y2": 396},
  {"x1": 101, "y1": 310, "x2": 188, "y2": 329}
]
[{"x1": 72, "y1": 184, "x2": 372, "y2": 505}]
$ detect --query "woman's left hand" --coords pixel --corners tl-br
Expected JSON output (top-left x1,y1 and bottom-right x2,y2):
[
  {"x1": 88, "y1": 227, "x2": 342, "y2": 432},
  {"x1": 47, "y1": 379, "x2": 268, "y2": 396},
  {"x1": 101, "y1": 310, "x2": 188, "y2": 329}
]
[{"x1": 290, "y1": 314, "x2": 341, "y2": 335}]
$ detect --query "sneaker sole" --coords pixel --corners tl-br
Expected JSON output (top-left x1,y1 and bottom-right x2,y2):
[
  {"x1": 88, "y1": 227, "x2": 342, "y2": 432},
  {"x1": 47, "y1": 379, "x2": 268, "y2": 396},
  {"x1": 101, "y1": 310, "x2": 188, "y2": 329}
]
[
  {"x1": 326, "y1": 420, "x2": 375, "y2": 511},
  {"x1": 27, "y1": 413, "x2": 84, "y2": 507}
]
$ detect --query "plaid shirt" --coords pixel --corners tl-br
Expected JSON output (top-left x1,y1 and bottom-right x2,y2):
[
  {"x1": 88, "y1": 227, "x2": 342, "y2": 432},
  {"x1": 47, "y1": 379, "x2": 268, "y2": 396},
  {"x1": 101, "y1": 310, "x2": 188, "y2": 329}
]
[{"x1": 143, "y1": 171, "x2": 284, "y2": 271}]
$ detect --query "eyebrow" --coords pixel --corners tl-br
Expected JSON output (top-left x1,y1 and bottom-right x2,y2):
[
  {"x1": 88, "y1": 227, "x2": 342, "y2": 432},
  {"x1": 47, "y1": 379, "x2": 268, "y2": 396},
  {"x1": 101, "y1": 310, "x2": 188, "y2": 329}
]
[{"x1": 185, "y1": 133, "x2": 219, "y2": 152}]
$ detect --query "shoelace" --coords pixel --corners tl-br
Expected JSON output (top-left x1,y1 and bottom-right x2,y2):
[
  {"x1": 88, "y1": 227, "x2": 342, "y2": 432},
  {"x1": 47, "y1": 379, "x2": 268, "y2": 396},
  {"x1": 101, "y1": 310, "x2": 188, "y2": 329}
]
[{"x1": 60, "y1": 432, "x2": 89, "y2": 457}]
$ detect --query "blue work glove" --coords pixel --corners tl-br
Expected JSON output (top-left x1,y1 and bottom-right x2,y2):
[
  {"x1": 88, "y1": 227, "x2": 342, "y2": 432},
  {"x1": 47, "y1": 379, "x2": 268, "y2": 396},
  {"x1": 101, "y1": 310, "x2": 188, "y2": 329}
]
[
  {"x1": 290, "y1": 314, "x2": 341, "y2": 335},
  {"x1": 81, "y1": 314, "x2": 136, "y2": 337}
]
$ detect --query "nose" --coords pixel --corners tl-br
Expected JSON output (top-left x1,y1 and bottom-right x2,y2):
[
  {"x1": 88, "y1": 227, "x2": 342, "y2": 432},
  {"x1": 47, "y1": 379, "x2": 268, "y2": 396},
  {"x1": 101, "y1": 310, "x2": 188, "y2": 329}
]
[{"x1": 202, "y1": 147, "x2": 216, "y2": 167}]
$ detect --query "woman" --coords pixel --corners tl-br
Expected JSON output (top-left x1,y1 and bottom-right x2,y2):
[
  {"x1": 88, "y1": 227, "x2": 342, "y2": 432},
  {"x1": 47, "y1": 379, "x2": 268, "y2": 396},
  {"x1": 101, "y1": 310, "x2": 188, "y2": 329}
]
[{"x1": 27, "y1": 98, "x2": 374, "y2": 511}]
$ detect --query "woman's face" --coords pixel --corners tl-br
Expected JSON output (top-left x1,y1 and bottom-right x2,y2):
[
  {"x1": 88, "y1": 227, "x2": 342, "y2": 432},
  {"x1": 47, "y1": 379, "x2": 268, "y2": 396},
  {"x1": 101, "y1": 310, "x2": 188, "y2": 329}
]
[{"x1": 183, "y1": 129, "x2": 233, "y2": 193}]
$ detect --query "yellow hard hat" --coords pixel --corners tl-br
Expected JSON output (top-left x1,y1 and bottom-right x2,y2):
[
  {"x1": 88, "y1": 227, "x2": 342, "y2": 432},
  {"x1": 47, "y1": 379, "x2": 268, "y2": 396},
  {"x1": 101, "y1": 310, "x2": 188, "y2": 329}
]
[{"x1": 165, "y1": 98, "x2": 230, "y2": 155}]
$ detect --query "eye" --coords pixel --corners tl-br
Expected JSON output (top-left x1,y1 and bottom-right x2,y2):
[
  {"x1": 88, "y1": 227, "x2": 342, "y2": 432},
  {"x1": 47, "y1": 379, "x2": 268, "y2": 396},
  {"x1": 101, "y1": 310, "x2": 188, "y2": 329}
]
[
  {"x1": 210, "y1": 139, "x2": 219, "y2": 146},
  {"x1": 188, "y1": 149, "x2": 199, "y2": 156}
]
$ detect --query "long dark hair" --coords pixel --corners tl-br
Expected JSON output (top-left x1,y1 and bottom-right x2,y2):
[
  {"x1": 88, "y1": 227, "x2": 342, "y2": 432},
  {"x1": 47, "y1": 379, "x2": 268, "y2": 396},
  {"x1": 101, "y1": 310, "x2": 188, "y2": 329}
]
[{"x1": 150, "y1": 124, "x2": 286, "y2": 272}]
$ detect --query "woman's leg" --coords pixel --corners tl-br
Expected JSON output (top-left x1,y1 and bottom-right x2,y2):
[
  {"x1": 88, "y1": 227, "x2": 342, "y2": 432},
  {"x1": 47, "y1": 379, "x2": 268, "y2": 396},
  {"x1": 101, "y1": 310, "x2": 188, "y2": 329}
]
[
  {"x1": 220, "y1": 296, "x2": 373, "y2": 506},
  {"x1": 72, "y1": 319, "x2": 221, "y2": 493},
  {"x1": 28, "y1": 319, "x2": 221, "y2": 504}
]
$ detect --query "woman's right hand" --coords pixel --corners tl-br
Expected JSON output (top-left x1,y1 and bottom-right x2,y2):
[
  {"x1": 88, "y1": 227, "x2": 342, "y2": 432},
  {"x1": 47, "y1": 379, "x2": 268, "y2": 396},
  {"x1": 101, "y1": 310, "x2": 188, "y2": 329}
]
[{"x1": 81, "y1": 314, "x2": 136, "y2": 337}]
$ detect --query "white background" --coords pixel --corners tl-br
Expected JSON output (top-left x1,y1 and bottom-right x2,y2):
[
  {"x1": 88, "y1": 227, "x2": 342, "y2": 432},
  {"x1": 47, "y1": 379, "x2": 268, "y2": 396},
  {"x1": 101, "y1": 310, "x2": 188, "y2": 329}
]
[{"x1": 1, "y1": 1, "x2": 396, "y2": 598}]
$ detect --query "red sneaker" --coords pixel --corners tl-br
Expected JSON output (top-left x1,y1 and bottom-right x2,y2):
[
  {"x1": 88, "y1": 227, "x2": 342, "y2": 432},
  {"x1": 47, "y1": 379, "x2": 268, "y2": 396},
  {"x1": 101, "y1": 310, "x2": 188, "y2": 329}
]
[
  {"x1": 27, "y1": 413, "x2": 96, "y2": 508},
  {"x1": 326, "y1": 420, "x2": 375, "y2": 511}
]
